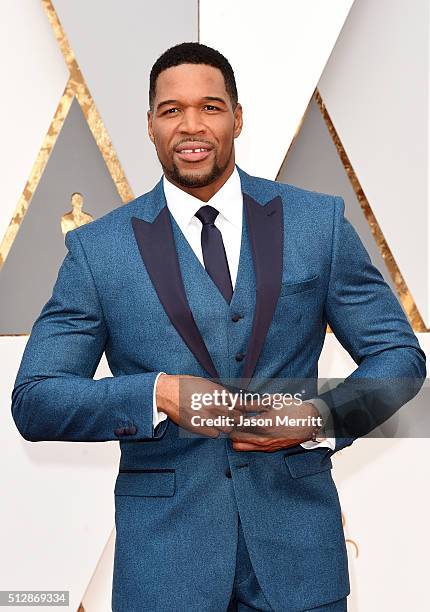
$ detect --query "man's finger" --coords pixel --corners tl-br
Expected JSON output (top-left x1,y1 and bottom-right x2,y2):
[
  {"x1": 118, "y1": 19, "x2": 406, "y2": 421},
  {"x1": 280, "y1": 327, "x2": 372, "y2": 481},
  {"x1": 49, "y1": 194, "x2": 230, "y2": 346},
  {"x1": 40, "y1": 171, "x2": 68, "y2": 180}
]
[
  {"x1": 229, "y1": 431, "x2": 270, "y2": 445},
  {"x1": 236, "y1": 400, "x2": 272, "y2": 414},
  {"x1": 214, "y1": 409, "x2": 243, "y2": 432},
  {"x1": 232, "y1": 442, "x2": 258, "y2": 451}
]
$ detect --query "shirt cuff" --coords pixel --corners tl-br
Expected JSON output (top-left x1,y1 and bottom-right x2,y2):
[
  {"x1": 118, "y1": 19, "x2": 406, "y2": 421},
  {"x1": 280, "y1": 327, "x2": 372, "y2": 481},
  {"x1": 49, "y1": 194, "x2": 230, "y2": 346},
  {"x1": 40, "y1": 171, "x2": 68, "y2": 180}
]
[
  {"x1": 153, "y1": 372, "x2": 168, "y2": 430},
  {"x1": 300, "y1": 397, "x2": 336, "y2": 451}
]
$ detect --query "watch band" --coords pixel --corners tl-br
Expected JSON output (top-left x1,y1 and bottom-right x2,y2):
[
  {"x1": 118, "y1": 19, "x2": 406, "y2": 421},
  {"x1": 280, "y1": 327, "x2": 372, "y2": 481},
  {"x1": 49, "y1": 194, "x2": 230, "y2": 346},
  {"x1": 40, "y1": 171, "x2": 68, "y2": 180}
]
[{"x1": 311, "y1": 423, "x2": 327, "y2": 443}]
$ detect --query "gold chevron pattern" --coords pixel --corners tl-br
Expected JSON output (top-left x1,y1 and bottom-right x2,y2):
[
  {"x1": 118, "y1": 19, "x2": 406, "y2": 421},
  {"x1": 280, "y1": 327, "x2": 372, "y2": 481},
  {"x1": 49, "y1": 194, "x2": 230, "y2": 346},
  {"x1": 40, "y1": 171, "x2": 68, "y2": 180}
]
[
  {"x1": 0, "y1": 1, "x2": 133, "y2": 273},
  {"x1": 277, "y1": 88, "x2": 428, "y2": 333},
  {"x1": 315, "y1": 90, "x2": 428, "y2": 333}
]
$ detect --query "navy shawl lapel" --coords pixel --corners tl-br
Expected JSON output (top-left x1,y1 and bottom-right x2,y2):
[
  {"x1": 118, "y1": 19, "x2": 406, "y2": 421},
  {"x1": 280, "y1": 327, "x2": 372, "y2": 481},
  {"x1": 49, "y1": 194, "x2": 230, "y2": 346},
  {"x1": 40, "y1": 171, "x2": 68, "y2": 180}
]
[
  {"x1": 131, "y1": 206, "x2": 219, "y2": 379},
  {"x1": 239, "y1": 192, "x2": 283, "y2": 386},
  {"x1": 130, "y1": 171, "x2": 284, "y2": 386}
]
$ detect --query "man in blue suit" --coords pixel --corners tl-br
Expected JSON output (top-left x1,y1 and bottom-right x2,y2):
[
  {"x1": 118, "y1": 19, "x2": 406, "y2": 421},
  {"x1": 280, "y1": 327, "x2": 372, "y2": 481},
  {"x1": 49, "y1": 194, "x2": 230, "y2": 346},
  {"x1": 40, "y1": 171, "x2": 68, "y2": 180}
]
[{"x1": 12, "y1": 42, "x2": 426, "y2": 611}]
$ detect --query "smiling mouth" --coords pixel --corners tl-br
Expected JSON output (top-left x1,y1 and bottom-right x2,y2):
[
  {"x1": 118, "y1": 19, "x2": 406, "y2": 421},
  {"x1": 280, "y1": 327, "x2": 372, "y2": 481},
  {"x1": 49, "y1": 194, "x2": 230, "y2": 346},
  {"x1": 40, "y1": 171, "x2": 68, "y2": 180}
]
[{"x1": 175, "y1": 148, "x2": 213, "y2": 163}]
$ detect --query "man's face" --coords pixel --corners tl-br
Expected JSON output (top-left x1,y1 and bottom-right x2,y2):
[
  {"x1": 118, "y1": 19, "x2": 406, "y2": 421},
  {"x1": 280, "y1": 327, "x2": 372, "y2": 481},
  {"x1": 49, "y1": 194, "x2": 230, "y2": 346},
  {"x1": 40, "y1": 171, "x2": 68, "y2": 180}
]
[{"x1": 147, "y1": 63, "x2": 243, "y2": 191}]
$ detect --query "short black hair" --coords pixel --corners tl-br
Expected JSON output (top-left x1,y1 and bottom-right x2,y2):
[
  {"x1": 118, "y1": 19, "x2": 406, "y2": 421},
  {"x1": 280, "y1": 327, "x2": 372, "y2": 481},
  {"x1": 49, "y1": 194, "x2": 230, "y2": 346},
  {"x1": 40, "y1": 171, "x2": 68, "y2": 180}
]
[{"x1": 149, "y1": 42, "x2": 238, "y2": 112}]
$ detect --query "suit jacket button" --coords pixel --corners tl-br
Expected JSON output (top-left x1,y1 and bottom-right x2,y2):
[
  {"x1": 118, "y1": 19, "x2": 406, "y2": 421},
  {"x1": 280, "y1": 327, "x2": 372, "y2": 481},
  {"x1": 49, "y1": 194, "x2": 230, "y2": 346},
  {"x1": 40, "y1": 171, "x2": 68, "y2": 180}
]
[
  {"x1": 114, "y1": 427, "x2": 125, "y2": 437},
  {"x1": 231, "y1": 314, "x2": 242, "y2": 322},
  {"x1": 235, "y1": 352, "x2": 245, "y2": 362},
  {"x1": 225, "y1": 468, "x2": 232, "y2": 478},
  {"x1": 123, "y1": 426, "x2": 137, "y2": 436}
]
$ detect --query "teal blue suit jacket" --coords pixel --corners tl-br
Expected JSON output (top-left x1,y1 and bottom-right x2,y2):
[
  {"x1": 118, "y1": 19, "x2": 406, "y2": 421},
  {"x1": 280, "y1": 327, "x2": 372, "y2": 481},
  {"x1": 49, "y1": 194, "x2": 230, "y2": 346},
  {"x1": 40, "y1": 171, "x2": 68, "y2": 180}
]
[{"x1": 12, "y1": 165, "x2": 426, "y2": 611}]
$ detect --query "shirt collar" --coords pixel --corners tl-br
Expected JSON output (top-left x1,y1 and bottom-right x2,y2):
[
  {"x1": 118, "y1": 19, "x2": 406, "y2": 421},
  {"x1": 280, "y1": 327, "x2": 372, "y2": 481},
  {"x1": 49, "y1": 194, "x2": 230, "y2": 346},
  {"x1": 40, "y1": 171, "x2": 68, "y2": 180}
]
[{"x1": 162, "y1": 165, "x2": 242, "y2": 232}]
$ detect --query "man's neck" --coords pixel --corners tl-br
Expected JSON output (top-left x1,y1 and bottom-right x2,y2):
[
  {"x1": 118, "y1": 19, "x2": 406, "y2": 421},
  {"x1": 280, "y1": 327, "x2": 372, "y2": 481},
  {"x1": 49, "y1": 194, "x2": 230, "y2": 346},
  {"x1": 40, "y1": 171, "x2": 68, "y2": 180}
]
[{"x1": 164, "y1": 162, "x2": 236, "y2": 202}]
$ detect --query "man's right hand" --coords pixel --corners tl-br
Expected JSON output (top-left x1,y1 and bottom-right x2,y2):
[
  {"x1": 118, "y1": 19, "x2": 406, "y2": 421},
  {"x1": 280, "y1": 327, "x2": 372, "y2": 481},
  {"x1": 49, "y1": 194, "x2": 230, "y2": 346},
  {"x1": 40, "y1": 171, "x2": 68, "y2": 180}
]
[{"x1": 155, "y1": 374, "x2": 242, "y2": 438}]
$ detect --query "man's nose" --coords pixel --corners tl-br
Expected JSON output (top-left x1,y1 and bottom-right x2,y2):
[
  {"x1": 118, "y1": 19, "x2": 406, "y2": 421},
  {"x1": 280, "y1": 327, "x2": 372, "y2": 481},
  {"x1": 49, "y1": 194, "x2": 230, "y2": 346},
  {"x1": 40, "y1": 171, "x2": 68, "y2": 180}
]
[{"x1": 179, "y1": 108, "x2": 206, "y2": 133}]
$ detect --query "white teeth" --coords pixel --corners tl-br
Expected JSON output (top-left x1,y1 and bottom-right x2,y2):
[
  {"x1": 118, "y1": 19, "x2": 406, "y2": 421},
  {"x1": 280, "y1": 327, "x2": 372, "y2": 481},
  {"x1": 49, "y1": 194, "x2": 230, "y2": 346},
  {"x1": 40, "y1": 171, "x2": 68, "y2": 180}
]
[{"x1": 179, "y1": 148, "x2": 209, "y2": 153}]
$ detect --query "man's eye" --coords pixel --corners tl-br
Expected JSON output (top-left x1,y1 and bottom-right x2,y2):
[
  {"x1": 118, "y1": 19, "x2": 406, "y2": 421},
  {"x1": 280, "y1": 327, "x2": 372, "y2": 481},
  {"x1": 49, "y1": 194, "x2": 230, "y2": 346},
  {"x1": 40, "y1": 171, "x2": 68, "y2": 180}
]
[
  {"x1": 204, "y1": 105, "x2": 219, "y2": 111},
  {"x1": 165, "y1": 108, "x2": 178, "y2": 114}
]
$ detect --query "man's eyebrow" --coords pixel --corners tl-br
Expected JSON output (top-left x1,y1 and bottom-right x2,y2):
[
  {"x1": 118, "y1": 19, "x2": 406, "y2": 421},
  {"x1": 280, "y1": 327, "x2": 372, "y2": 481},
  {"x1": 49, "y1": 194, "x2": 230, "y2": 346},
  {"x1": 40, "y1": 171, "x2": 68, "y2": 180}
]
[
  {"x1": 156, "y1": 99, "x2": 179, "y2": 111},
  {"x1": 156, "y1": 96, "x2": 228, "y2": 111},
  {"x1": 201, "y1": 96, "x2": 227, "y2": 105}
]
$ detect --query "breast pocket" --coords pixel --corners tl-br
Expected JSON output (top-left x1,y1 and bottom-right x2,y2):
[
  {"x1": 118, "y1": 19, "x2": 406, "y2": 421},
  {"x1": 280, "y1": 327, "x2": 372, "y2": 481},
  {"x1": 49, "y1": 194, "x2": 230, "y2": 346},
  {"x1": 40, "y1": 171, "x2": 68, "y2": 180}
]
[
  {"x1": 114, "y1": 468, "x2": 176, "y2": 497},
  {"x1": 279, "y1": 273, "x2": 319, "y2": 297}
]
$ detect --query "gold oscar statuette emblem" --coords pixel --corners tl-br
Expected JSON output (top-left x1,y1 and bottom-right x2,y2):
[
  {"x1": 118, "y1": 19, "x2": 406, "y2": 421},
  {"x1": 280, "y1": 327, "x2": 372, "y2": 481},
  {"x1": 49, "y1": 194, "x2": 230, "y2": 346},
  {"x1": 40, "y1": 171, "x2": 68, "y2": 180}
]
[{"x1": 61, "y1": 193, "x2": 94, "y2": 235}]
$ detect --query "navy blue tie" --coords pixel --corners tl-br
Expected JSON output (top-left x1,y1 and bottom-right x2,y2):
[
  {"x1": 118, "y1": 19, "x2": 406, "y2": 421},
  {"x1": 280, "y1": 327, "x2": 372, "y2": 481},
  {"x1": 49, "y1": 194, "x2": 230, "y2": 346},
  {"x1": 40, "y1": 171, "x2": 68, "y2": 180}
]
[{"x1": 195, "y1": 205, "x2": 233, "y2": 304}]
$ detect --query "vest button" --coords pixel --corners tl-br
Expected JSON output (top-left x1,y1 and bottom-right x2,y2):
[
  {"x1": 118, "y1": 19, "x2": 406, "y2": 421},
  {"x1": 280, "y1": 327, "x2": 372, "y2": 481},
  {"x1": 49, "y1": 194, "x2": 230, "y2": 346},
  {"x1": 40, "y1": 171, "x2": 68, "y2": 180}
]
[
  {"x1": 231, "y1": 313, "x2": 242, "y2": 322},
  {"x1": 225, "y1": 468, "x2": 232, "y2": 478},
  {"x1": 235, "y1": 352, "x2": 245, "y2": 362}
]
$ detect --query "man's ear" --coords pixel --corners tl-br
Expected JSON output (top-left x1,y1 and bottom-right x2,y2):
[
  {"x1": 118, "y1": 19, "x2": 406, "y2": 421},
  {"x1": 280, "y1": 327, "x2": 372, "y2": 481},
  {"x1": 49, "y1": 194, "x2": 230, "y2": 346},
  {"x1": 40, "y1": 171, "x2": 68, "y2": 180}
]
[
  {"x1": 147, "y1": 110, "x2": 155, "y2": 144},
  {"x1": 233, "y1": 103, "x2": 243, "y2": 139}
]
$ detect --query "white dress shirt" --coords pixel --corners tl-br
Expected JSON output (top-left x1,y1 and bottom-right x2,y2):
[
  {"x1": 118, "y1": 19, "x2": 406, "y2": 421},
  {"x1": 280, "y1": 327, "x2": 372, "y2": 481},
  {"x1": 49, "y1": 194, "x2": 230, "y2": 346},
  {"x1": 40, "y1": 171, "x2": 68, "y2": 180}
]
[{"x1": 152, "y1": 166, "x2": 335, "y2": 451}]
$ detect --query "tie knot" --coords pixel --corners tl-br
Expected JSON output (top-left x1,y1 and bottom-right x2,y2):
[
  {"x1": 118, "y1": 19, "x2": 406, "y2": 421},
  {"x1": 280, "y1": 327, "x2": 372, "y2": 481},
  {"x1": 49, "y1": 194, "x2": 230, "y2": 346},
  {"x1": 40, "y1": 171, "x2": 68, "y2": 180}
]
[{"x1": 195, "y1": 205, "x2": 219, "y2": 226}]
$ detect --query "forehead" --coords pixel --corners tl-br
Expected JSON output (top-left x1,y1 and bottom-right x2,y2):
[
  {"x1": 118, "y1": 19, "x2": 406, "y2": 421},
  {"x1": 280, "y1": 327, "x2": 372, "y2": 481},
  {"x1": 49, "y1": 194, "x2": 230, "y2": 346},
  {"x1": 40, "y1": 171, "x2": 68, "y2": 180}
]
[{"x1": 155, "y1": 63, "x2": 227, "y2": 99}]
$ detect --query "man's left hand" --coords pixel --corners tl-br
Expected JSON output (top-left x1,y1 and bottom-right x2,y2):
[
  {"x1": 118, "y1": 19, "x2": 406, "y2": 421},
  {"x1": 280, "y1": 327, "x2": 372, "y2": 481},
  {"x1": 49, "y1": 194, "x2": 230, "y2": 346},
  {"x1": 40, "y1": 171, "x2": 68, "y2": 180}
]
[{"x1": 229, "y1": 400, "x2": 323, "y2": 452}]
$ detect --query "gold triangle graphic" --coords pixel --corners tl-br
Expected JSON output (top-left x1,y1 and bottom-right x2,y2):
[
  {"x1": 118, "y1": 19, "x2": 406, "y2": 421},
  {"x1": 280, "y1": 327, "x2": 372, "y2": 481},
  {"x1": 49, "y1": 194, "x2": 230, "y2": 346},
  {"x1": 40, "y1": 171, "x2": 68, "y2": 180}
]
[
  {"x1": 0, "y1": 0, "x2": 133, "y2": 273},
  {"x1": 315, "y1": 90, "x2": 428, "y2": 332},
  {"x1": 277, "y1": 88, "x2": 428, "y2": 333},
  {"x1": 0, "y1": 79, "x2": 73, "y2": 270},
  {"x1": 42, "y1": 0, "x2": 133, "y2": 203}
]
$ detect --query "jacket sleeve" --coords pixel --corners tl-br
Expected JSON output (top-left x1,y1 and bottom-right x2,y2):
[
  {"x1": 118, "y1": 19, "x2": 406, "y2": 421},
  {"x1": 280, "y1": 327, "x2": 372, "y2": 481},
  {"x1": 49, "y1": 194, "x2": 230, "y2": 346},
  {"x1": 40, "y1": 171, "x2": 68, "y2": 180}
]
[
  {"x1": 316, "y1": 196, "x2": 427, "y2": 453},
  {"x1": 11, "y1": 227, "x2": 169, "y2": 442}
]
